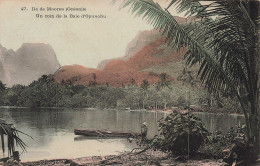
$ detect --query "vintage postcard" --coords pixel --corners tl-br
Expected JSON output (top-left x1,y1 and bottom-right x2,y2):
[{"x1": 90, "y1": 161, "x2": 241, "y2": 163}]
[{"x1": 0, "y1": 0, "x2": 259, "y2": 165}]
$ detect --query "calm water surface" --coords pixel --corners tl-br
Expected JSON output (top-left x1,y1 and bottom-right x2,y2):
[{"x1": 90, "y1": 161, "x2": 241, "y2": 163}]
[{"x1": 0, "y1": 107, "x2": 244, "y2": 161}]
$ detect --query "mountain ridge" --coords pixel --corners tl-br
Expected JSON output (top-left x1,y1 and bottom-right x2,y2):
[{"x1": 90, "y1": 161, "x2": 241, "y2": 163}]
[
  {"x1": 0, "y1": 43, "x2": 61, "y2": 87},
  {"x1": 53, "y1": 30, "x2": 185, "y2": 86},
  {"x1": 53, "y1": 16, "x2": 192, "y2": 86},
  {"x1": 1, "y1": 16, "x2": 192, "y2": 87}
]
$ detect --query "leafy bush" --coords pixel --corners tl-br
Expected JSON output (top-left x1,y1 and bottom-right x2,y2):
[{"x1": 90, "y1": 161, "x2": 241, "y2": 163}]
[
  {"x1": 176, "y1": 96, "x2": 186, "y2": 108},
  {"x1": 151, "y1": 112, "x2": 208, "y2": 155},
  {"x1": 198, "y1": 125, "x2": 247, "y2": 159}
]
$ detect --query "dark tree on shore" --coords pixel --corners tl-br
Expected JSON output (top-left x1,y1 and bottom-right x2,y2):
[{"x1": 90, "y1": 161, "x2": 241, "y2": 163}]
[
  {"x1": 0, "y1": 81, "x2": 6, "y2": 104},
  {"x1": 0, "y1": 81, "x2": 6, "y2": 92}
]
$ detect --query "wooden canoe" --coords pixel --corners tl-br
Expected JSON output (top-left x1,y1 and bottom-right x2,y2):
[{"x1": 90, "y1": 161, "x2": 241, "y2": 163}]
[{"x1": 74, "y1": 129, "x2": 141, "y2": 138}]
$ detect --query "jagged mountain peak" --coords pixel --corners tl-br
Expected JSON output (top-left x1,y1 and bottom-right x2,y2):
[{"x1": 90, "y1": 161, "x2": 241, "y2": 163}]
[{"x1": 0, "y1": 43, "x2": 61, "y2": 87}]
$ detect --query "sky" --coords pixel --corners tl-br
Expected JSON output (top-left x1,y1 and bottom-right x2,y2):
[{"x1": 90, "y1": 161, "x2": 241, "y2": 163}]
[{"x1": 0, "y1": 0, "x2": 180, "y2": 68}]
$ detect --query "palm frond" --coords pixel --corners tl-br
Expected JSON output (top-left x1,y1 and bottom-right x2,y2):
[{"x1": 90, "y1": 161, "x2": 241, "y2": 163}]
[
  {"x1": 0, "y1": 121, "x2": 29, "y2": 156},
  {"x1": 166, "y1": 0, "x2": 208, "y2": 17},
  {"x1": 202, "y1": 2, "x2": 258, "y2": 96},
  {"x1": 121, "y1": 0, "x2": 259, "y2": 99},
  {"x1": 122, "y1": 0, "x2": 244, "y2": 94},
  {"x1": 122, "y1": 0, "x2": 208, "y2": 54}
]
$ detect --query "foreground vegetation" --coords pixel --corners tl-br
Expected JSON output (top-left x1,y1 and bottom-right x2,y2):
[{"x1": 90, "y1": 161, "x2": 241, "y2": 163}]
[
  {"x1": 134, "y1": 112, "x2": 257, "y2": 165},
  {"x1": 121, "y1": 0, "x2": 260, "y2": 159}
]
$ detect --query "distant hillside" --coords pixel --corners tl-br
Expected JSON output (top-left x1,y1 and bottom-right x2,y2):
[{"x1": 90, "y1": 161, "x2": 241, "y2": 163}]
[
  {"x1": 97, "y1": 16, "x2": 193, "y2": 70},
  {"x1": 53, "y1": 16, "x2": 197, "y2": 87},
  {"x1": 54, "y1": 32, "x2": 185, "y2": 86},
  {"x1": 0, "y1": 43, "x2": 60, "y2": 87},
  {"x1": 97, "y1": 29, "x2": 162, "y2": 70}
]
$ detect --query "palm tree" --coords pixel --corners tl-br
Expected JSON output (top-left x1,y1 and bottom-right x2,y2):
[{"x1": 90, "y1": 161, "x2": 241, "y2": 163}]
[
  {"x1": 121, "y1": 0, "x2": 260, "y2": 155},
  {"x1": 141, "y1": 79, "x2": 149, "y2": 90},
  {"x1": 89, "y1": 73, "x2": 97, "y2": 86},
  {"x1": 157, "y1": 73, "x2": 171, "y2": 90},
  {"x1": 0, "y1": 119, "x2": 27, "y2": 158}
]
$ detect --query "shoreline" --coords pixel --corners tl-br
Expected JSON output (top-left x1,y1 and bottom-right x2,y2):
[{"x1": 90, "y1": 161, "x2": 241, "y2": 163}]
[
  {"x1": 11, "y1": 149, "x2": 226, "y2": 166},
  {"x1": 0, "y1": 105, "x2": 243, "y2": 115},
  {"x1": 0, "y1": 107, "x2": 250, "y2": 165}
]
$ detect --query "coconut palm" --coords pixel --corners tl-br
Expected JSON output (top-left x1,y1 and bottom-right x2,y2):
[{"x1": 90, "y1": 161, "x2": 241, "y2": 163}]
[
  {"x1": 121, "y1": 0, "x2": 260, "y2": 155},
  {"x1": 0, "y1": 119, "x2": 27, "y2": 157},
  {"x1": 141, "y1": 79, "x2": 149, "y2": 90},
  {"x1": 157, "y1": 73, "x2": 171, "y2": 90}
]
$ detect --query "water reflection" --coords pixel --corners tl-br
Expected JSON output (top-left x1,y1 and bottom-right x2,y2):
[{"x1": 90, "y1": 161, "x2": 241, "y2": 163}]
[
  {"x1": 194, "y1": 112, "x2": 245, "y2": 134},
  {"x1": 0, "y1": 107, "x2": 245, "y2": 161}
]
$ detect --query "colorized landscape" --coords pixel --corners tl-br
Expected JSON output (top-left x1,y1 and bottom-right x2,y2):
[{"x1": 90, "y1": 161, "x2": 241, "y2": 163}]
[
  {"x1": 0, "y1": 24, "x2": 234, "y2": 112},
  {"x1": 0, "y1": 0, "x2": 259, "y2": 166}
]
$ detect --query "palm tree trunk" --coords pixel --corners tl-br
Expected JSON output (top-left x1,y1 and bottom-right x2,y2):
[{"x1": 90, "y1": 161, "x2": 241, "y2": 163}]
[
  {"x1": 248, "y1": 1, "x2": 260, "y2": 155},
  {"x1": 248, "y1": 99, "x2": 260, "y2": 154},
  {"x1": 237, "y1": 90, "x2": 259, "y2": 154}
]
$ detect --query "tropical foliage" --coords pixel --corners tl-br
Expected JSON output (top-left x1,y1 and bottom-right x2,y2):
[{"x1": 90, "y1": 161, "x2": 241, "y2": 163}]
[
  {"x1": 0, "y1": 76, "x2": 201, "y2": 109},
  {"x1": 0, "y1": 74, "x2": 240, "y2": 113},
  {"x1": 121, "y1": 0, "x2": 260, "y2": 155},
  {"x1": 150, "y1": 112, "x2": 208, "y2": 155},
  {"x1": 0, "y1": 119, "x2": 27, "y2": 157},
  {"x1": 199, "y1": 125, "x2": 247, "y2": 159}
]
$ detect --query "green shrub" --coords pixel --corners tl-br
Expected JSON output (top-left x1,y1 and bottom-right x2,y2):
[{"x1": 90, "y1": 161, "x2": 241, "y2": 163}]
[
  {"x1": 198, "y1": 125, "x2": 247, "y2": 159},
  {"x1": 151, "y1": 112, "x2": 208, "y2": 156},
  {"x1": 176, "y1": 96, "x2": 186, "y2": 108}
]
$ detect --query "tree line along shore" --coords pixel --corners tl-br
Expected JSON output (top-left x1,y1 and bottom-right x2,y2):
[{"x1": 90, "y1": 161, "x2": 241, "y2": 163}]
[{"x1": 0, "y1": 74, "x2": 241, "y2": 114}]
